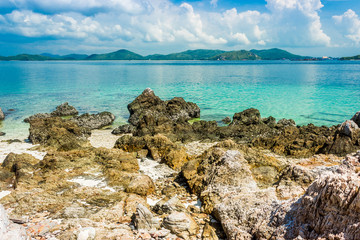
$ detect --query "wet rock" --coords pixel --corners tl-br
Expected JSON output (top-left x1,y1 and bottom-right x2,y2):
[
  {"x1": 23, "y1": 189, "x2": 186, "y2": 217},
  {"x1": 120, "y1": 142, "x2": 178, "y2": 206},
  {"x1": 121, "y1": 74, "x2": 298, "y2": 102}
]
[
  {"x1": 0, "y1": 204, "x2": 27, "y2": 239},
  {"x1": 111, "y1": 124, "x2": 136, "y2": 135},
  {"x1": 115, "y1": 134, "x2": 189, "y2": 170},
  {"x1": 277, "y1": 118, "x2": 296, "y2": 127},
  {"x1": 51, "y1": 102, "x2": 78, "y2": 117},
  {"x1": 24, "y1": 113, "x2": 52, "y2": 123},
  {"x1": 72, "y1": 112, "x2": 115, "y2": 130},
  {"x1": 28, "y1": 117, "x2": 91, "y2": 150},
  {"x1": 162, "y1": 212, "x2": 198, "y2": 240},
  {"x1": 231, "y1": 108, "x2": 261, "y2": 126},
  {"x1": 125, "y1": 174, "x2": 155, "y2": 196},
  {"x1": 0, "y1": 107, "x2": 4, "y2": 120},
  {"x1": 132, "y1": 203, "x2": 160, "y2": 231},
  {"x1": 351, "y1": 111, "x2": 360, "y2": 127},
  {"x1": 221, "y1": 117, "x2": 231, "y2": 124}
]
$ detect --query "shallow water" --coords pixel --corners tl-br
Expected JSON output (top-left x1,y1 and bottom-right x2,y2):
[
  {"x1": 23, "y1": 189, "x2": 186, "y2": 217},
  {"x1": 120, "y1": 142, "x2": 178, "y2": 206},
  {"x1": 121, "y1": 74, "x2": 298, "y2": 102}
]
[{"x1": 1, "y1": 60, "x2": 360, "y2": 139}]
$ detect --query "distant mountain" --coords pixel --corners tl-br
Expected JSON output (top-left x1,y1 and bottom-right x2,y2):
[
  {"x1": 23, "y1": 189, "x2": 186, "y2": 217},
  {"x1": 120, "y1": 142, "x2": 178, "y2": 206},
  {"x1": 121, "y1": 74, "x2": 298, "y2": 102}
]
[
  {"x1": 0, "y1": 48, "x2": 310, "y2": 61},
  {"x1": 340, "y1": 55, "x2": 360, "y2": 60},
  {"x1": 86, "y1": 49, "x2": 144, "y2": 60},
  {"x1": 146, "y1": 49, "x2": 226, "y2": 60},
  {"x1": 250, "y1": 48, "x2": 306, "y2": 60},
  {"x1": 210, "y1": 50, "x2": 260, "y2": 60}
]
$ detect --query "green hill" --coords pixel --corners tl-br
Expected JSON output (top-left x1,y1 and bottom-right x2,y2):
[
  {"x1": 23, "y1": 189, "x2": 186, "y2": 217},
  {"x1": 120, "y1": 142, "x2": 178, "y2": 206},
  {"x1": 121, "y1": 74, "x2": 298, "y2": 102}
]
[
  {"x1": 86, "y1": 49, "x2": 144, "y2": 60},
  {"x1": 146, "y1": 49, "x2": 226, "y2": 60},
  {"x1": 210, "y1": 50, "x2": 260, "y2": 60},
  {"x1": 3, "y1": 54, "x2": 55, "y2": 61},
  {"x1": 250, "y1": 48, "x2": 305, "y2": 60},
  {"x1": 340, "y1": 55, "x2": 360, "y2": 60}
]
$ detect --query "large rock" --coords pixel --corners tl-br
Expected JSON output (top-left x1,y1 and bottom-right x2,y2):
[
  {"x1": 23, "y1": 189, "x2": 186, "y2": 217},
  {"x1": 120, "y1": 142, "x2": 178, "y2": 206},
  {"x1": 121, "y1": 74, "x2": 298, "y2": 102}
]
[
  {"x1": 351, "y1": 111, "x2": 360, "y2": 127},
  {"x1": 0, "y1": 204, "x2": 27, "y2": 239},
  {"x1": 111, "y1": 124, "x2": 136, "y2": 135},
  {"x1": 132, "y1": 203, "x2": 160, "y2": 231},
  {"x1": 230, "y1": 108, "x2": 261, "y2": 126},
  {"x1": 125, "y1": 174, "x2": 155, "y2": 196},
  {"x1": 51, "y1": 102, "x2": 78, "y2": 116},
  {"x1": 0, "y1": 107, "x2": 4, "y2": 120},
  {"x1": 162, "y1": 212, "x2": 198, "y2": 240},
  {"x1": 72, "y1": 112, "x2": 115, "y2": 130},
  {"x1": 115, "y1": 134, "x2": 189, "y2": 170},
  {"x1": 24, "y1": 113, "x2": 52, "y2": 123},
  {"x1": 28, "y1": 117, "x2": 91, "y2": 150}
]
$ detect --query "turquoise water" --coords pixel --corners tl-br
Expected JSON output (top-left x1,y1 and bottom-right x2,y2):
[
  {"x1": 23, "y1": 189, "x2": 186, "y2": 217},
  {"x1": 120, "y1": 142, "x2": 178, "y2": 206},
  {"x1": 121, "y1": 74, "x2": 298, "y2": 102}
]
[{"x1": 0, "y1": 60, "x2": 360, "y2": 139}]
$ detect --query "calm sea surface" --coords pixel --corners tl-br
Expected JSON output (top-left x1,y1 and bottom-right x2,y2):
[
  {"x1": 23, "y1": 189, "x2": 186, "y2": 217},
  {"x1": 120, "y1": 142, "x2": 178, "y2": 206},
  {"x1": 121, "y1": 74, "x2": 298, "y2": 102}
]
[{"x1": 0, "y1": 60, "x2": 360, "y2": 139}]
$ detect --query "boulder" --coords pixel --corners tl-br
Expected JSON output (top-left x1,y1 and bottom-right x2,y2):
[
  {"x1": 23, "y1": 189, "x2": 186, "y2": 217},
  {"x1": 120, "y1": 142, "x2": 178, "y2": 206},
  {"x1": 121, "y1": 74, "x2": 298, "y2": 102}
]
[
  {"x1": 28, "y1": 117, "x2": 91, "y2": 150},
  {"x1": 111, "y1": 124, "x2": 136, "y2": 135},
  {"x1": 125, "y1": 174, "x2": 155, "y2": 196},
  {"x1": 0, "y1": 107, "x2": 4, "y2": 120},
  {"x1": 132, "y1": 203, "x2": 160, "y2": 231},
  {"x1": 338, "y1": 120, "x2": 359, "y2": 137},
  {"x1": 72, "y1": 112, "x2": 115, "y2": 130},
  {"x1": 231, "y1": 108, "x2": 261, "y2": 126},
  {"x1": 24, "y1": 113, "x2": 52, "y2": 123},
  {"x1": 153, "y1": 196, "x2": 187, "y2": 215},
  {"x1": 51, "y1": 102, "x2": 78, "y2": 116},
  {"x1": 162, "y1": 212, "x2": 198, "y2": 240},
  {"x1": 277, "y1": 118, "x2": 296, "y2": 127},
  {"x1": 351, "y1": 111, "x2": 360, "y2": 127}
]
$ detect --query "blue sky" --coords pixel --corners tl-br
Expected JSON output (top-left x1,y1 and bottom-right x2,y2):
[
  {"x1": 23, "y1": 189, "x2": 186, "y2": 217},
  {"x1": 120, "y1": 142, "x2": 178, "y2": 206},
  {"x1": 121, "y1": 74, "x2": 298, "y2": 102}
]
[{"x1": 0, "y1": 0, "x2": 359, "y2": 57}]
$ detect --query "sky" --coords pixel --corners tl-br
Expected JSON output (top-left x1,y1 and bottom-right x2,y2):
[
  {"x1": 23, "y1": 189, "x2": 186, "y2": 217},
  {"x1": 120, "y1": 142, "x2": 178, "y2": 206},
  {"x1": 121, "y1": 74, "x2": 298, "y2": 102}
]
[{"x1": 0, "y1": 0, "x2": 359, "y2": 57}]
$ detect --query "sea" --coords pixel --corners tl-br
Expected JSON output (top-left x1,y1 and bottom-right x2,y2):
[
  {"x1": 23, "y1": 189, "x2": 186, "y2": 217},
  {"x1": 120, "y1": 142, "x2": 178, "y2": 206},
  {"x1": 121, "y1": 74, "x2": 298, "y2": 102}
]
[{"x1": 0, "y1": 60, "x2": 360, "y2": 140}]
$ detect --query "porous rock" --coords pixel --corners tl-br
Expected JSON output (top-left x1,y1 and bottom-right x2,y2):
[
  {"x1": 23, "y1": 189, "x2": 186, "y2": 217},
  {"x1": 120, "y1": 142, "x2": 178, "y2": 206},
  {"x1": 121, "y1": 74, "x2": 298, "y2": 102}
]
[
  {"x1": 72, "y1": 112, "x2": 115, "y2": 130},
  {"x1": 51, "y1": 102, "x2": 78, "y2": 116}
]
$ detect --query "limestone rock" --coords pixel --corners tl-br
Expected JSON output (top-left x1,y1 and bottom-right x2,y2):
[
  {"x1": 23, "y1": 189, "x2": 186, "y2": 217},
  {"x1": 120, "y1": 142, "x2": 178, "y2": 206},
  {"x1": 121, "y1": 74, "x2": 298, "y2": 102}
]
[
  {"x1": 0, "y1": 107, "x2": 4, "y2": 120},
  {"x1": 132, "y1": 203, "x2": 160, "y2": 231},
  {"x1": 24, "y1": 113, "x2": 52, "y2": 123},
  {"x1": 28, "y1": 117, "x2": 91, "y2": 150},
  {"x1": 125, "y1": 174, "x2": 155, "y2": 196},
  {"x1": 162, "y1": 212, "x2": 198, "y2": 240},
  {"x1": 0, "y1": 204, "x2": 27, "y2": 240},
  {"x1": 51, "y1": 102, "x2": 78, "y2": 117},
  {"x1": 72, "y1": 112, "x2": 115, "y2": 130}
]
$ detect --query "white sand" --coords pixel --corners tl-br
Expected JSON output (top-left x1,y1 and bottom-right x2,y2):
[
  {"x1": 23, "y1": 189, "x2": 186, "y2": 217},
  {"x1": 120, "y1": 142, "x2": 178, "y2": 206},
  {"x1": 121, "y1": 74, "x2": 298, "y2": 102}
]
[
  {"x1": 0, "y1": 141, "x2": 47, "y2": 163},
  {"x1": 68, "y1": 176, "x2": 115, "y2": 192},
  {"x1": 89, "y1": 129, "x2": 120, "y2": 149}
]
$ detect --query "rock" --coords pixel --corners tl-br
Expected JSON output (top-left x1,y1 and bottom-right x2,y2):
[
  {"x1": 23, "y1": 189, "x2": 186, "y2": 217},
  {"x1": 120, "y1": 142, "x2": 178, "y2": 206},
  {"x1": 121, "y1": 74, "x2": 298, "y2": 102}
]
[
  {"x1": 51, "y1": 102, "x2": 78, "y2": 117},
  {"x1": 0, "y1": 107, "x2": 4, "y2": 120},
  {"x1": 132, "y1": 204, "x2": 160, "y2": 231},
  {"x1": 111, "y1": 124, "x2": 136, "y2": 135},
  {"x1": 125, "y1": 174, "x2": 155, "y2": 196},
  {"x1": 338, "y1": 120, "x2": 359, "y2": 137},
  {"x1": 262, "y1": 116, "x2": 276, "y2": 127},
  {"x1": 28, "y1": 117, "x2": 91, "y2": 150},
  {"x1": 351, "y1": 111, "x2": 360, "y2": 127},
  {"x1": 0, "y1": 204, "x2": 27, "y2": 239},
  {"x1": 0, "y1": 132, "x2": 5, "y2": 136},
  {"x1": 221, "y1": 117, "x2": 231, "y2": 124},
  {"x1": 153, "y1": 196, "x2": 187, "y2": 215},
  {"x1": 231, "y1": 108, "x2": 261, "y2": 126},
  {"x1": 115, "y1": 134, "x2": 189, "y2": 170},
  {"x1": 72, "y1": 112, "x2": 115, "y2": 130},
  {"x1": 24, "y1": 113, "x2": 52, "y2": 123},
  {"x1": 202, "y1": 223, "x2": 219, "y2": 240},
  {"x1": 277, "y1": 118, "x2": 296, "y2": 127},
  {"x1": 162, "y1": 212, "x2": 198, "y2": 240},
  {"x1": 77, "y1": 227, "x2": 96, "y2": 240}
]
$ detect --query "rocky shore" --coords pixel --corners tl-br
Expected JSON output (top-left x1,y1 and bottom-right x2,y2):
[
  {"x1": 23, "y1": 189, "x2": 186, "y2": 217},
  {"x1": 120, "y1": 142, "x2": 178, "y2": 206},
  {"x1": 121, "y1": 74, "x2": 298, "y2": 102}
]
[{"x1": 1, "y1": 88, "x2": 360, "y2": 239}]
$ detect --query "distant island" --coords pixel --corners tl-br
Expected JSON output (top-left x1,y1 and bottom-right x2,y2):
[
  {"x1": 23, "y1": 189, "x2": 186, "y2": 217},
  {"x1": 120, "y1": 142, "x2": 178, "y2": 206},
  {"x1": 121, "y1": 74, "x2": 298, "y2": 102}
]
[
  {"x1": 340, "y1": 55, "x2": 360, "y2": 60},
  {"x1": 0, "y1": 48, "x2": 352, "y2": 61}
]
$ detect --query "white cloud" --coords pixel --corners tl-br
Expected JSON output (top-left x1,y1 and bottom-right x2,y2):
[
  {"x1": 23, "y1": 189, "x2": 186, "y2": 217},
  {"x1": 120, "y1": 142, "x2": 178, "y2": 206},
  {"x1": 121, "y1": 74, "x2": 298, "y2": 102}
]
[
  {"x1": 333, "y1": 9, "x2": 360, "y2": 44},
  {"x1": 210, "y1": 0, "x2": 218, "y2": 7}
]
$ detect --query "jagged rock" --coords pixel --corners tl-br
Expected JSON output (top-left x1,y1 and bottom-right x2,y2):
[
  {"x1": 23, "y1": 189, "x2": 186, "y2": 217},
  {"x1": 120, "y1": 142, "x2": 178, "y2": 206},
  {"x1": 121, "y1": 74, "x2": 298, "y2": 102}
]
[
  {"x1": 0, "y1": 107, "x2": 4, "y2": 120},
  {"x1": 125, "y1": 174, "x2": 155, "y2": 196},
  {"x1": 231, "y1": 108, "x2": 261, "y2": 126},
  {"x1": 277, "y1": 118, "x2": 296, "y2": 127},
  {"x1": 153, "y1": 196, "x2": 187, "y2": 214},
  {"x1": 72, "y1": 112, "x2": 115, "y2": 130},
  {"x1": 51, "y1": 102, "x2": 78, "y2": 117},
  {"x1": 28, "y1": 117, "x2": 91, "y2": 150},
  {"x1": 338, "y1": 120, "x2": 359, "y2": 137},
  {"x1": 115, "y1": 134, "x2": 189, "y2": 170},
  {"x1": 351, "y1": 111, "x2": 360, "y2": 127},
  {"x1": 24, "y1": 113, "x2": 52, "y2": 123},
  {"x1": 111, "y1": 124, "x2": 136, "y2": 135},
  {"x1": 0, "y1": 204, "x2": 27, "y2": 239},
  {"x1": 262, "y1": 116, "x2": 276, "y2": 127},
  {"x1": 132, "y1": 204, "x2": 160, "y2": 231},
  {"x1": 162, "y1": 212, "x2": 198, "y2": 240},
  {"x1": 221, "y1": 117, "x2": 231, "y2": 124}
]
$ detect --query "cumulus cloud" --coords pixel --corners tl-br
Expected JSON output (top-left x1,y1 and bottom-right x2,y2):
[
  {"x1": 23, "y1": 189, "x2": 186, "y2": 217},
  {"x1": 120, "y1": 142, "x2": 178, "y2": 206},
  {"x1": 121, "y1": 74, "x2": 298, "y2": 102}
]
[
  {"x1": 0, "y1": 0, "x2": 337, "y2": 54},
  {"x1": 333, "y1": 9, "x2": 360, "y2": 44}
]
